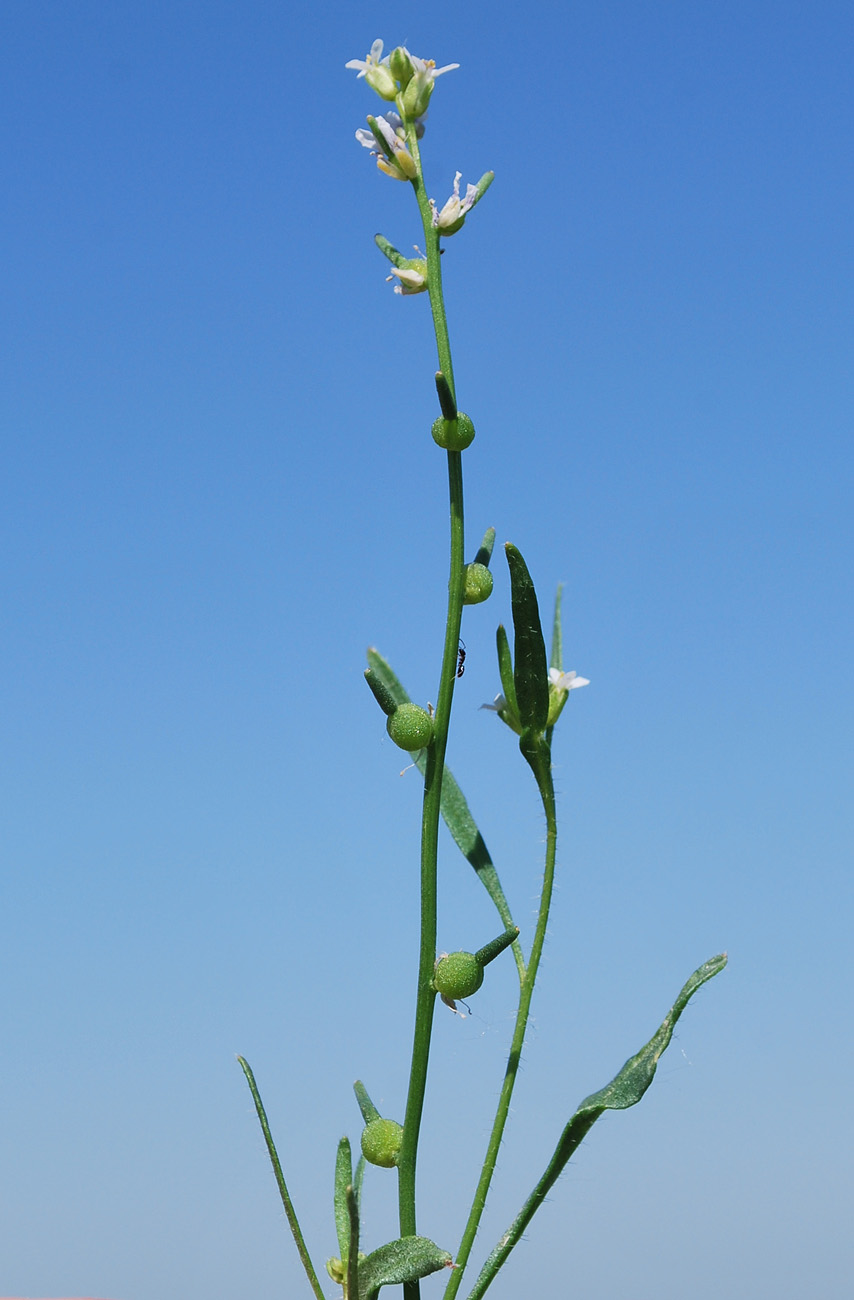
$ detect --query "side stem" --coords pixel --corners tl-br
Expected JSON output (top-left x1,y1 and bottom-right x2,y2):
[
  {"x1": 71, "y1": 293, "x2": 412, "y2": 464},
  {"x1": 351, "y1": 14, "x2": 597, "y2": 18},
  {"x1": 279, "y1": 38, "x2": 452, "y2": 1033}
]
[{"x1": 444, "y1": 760, "x2": 557, "y2": 1300}]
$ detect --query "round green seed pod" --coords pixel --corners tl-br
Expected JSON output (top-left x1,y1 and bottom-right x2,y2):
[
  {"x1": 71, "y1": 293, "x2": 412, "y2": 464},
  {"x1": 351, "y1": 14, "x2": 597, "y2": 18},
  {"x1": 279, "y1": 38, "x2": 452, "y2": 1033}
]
[
  {"x1": 433, "y1": 951, "x2": 484, "y2": 1000},
  {"x1": 387, "y1": 703, "x2": 433, "y2": 752},
  {"x1": 361, "y1": 1117, "x2": 404, "y2": 1168},
  {"x1": 431, "y1": 412, "x2": 476, "y2": 451},
  {"x1": 463, "y1": 562, "x2": 494, "y2": 605}
]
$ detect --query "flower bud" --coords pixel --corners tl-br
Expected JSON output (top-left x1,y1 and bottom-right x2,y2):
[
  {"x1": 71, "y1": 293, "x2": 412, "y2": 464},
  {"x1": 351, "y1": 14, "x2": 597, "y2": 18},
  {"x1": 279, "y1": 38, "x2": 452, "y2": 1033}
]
[
  {"x1": 326, "y1": 1258, "x2": 346, "y2": 1285},
  {"x1": 387, "y1": 702, "x2": 433, "y2": 751},
  {"x1": 433, "y1": 951, "x2": 484, "y2": 1000},
  {"x1": 431, "y1": 412, "x2": 475, "y2": 451},
  {"x1": 401, "y1": 70, "x2": 434, "y2": 119},
  {"x1": 389, "y1": 46, "x2": 414, "y2": 88},
  {"x1": 361, "y1": 1117, "x2": 404, "y2": 1168},
  {"x1": 463, "y1": 562, "x2": 493, "y2": 605}
]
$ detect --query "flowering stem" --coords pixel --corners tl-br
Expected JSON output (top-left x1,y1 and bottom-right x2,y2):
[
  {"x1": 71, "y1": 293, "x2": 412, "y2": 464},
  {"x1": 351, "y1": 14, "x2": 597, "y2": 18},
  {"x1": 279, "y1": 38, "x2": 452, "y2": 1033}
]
[
  {"x1": 445, "y1": 759, "x2": 557, "y2": 1300},
  {"x1": 396, "y1": 119, "x2": 466, "y2": 1299}
]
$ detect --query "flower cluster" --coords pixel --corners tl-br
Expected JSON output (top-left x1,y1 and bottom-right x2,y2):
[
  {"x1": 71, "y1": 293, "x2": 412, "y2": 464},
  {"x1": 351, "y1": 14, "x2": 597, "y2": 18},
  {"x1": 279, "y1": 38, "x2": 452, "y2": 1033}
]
[
  {"x1": 346, "y1": 39, "x2": 459, "y2": 117},
  {"x1": 347, "y1": 39, "x2": 491, "y2": 290}
]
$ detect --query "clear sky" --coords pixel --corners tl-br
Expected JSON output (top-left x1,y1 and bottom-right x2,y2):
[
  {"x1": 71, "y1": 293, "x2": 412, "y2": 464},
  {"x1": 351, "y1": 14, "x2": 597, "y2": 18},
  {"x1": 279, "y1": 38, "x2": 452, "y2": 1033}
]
[{"x1": 1, "y1": 3, "x2": 852, "y2": 1298}]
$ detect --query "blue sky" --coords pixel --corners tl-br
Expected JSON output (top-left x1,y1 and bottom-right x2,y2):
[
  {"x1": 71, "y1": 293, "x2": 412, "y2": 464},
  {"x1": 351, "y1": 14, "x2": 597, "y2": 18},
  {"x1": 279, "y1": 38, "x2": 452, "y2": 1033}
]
[{"x1": 1, "y1": 2, "x2": 852, "y2": 1298}]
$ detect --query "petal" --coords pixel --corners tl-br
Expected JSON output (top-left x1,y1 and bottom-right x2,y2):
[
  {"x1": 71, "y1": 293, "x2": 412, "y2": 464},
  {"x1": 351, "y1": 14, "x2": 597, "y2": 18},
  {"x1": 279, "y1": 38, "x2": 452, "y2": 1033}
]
[
  {"x1": 374, "y1": 115, "x2": 398, "y2": 149},
  {"x1": 480, "y1": 694, "x2": 507, "y2": 712}
]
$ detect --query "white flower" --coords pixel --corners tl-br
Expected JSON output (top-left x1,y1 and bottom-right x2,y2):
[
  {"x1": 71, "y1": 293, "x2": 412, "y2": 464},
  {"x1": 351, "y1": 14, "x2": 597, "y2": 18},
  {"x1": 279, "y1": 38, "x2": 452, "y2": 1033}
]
[
  {"x1": 387, "y1": 262, "x2": 428, "y2": 295},
  {"x1": 400, "y1": 50, "x2": 460, "y2": 116},
  {"x1": 355, "y1": 110, "x2": 403, "y2": 148},
  {"x1": 548, "y1": 668, "x2": 590, "y2": 692},
  {"x1": 345, "y1": 40, "x2": 397, "y2": 100},
  {"x1": 480, "y1": 694, "x2": 508, "y2": 713},
  {"x1": 345, "y1": 37, "x2": 385, "y2": 75},
  {"x1": 409, "y1": 51, "x2": 460, "y2": 82},
  {"x1": 430, "y1": 172, "x2": 479, "y2": 233},
  {"x1": 355, "y1": 112, "x2": 417, "y2": 181}
]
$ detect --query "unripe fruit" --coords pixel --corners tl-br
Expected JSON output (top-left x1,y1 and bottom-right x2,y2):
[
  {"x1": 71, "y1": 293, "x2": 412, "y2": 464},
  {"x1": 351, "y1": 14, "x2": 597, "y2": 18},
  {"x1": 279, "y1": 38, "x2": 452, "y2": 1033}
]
[
  {"x1": 463, "y1": 562, "x2": 493, "y2": 605},
  {"x1": 361, "y1": 1117, "x2": 404, "y2": 1168},
  {"x1": 326, "y1": 1258, "x2": 345, "y2": 1285},
  {"x1": 431, "y1": 412, "x2": 476, "y2": 451},
  {"x1": 387, "y1": 703, "x2": 433, "y2": 751},
  {"x1": 433, "y1": 951, "x2": 484, "y2": 1000}
]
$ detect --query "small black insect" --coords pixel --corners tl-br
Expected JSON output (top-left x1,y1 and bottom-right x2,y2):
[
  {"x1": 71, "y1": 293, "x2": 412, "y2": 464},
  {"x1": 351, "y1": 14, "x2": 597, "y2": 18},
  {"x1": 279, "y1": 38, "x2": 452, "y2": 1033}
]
[{"x1": 456, "y1": 639, "x2": 467, "y2": 678}]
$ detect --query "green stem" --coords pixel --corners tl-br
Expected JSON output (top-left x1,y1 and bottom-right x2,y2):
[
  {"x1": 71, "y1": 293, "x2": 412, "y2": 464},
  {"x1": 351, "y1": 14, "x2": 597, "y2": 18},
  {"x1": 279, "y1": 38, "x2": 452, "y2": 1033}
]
[
  {"x1": 346, "y1": 1185, "x2": 360, "y2": 1300},
  {"x1": 237, "y1": 1057, "x2": 327, "y2": 1300},
  {"x1": 444, "y1": 758, "x2": 557, "y2": 1300},
  {"x1": 396, "y1": 118, "x2": 466, "y2": 1300}
]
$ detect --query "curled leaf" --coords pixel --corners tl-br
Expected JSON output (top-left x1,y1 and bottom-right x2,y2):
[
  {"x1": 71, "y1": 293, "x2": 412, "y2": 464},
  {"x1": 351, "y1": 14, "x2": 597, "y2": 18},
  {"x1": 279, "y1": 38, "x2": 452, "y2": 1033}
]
[
  {"x1": 359, "y1": 1234, "x2": 453, "y2": 1300},
  {"x1": 467, "y1": 954, "x2": 728, "y2": 1299}
]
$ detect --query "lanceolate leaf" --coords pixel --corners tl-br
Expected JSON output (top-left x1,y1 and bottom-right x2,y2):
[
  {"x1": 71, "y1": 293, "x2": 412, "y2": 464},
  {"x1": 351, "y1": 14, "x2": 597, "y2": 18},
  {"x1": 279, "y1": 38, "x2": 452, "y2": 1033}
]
[
  {"x1": 334, "y1": 1137, "x2": 353, "y2": 1264},
  {"x1": 505, "y1": 544, "x2": 549, "y2": 737},
  {"x1": 359, "y1": 1235, "x2": 453, "y2": 1300},
  {"x1": 549, "y1": 583, "x2": 563, "y2": 673},
  {"x1": 495, "y1": 624, "x2": 518, "y2": 721},
  {"x1": 365, "y1": 649, "x2": 521, "y2": 968},
  {"x1": 353, "y1": 1154, "x2": 365, "y2": 1216},
  {"x1": 466, "y1": 954, "x2": 728, "y2": 1300},
  {"x1": 236, "y1": 1057, "x2": 327, "y2": 1300}
]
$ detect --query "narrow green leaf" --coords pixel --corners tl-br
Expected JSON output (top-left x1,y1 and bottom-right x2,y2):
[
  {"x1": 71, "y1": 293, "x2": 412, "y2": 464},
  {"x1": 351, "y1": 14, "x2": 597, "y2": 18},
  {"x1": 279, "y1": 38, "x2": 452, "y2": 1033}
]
[
  {"x1": 549, "y1": 583, "x2": 563, "y2": 673},
  {"x1": 335, "y1": 1137, "x2": 353, "y2": 1263},
  {"x1": 495, "y1": 624, "x2": 518, "y2": 721},
  {"x1": 365, "y1": 649, "x2": 522, "y2": 972},
  {"x1": 359, "y1": 1235, "x2": 453, "y2": 1300},
  {"x1": 580, "y1": 958, "x2": 727, "y2": 1104},
  {"x1": 505, "y1": 544, "x2": 549, "y2": 736},
  {"x1": 237, "y1": 1057, "x2": 327, "y2": 1300},
  {"x1": 465, "y1": 954, "x2": 728, "y2": 1300},
  {"x1": 354, "y1": 1154, "x2": 365, "y2": 1217}
]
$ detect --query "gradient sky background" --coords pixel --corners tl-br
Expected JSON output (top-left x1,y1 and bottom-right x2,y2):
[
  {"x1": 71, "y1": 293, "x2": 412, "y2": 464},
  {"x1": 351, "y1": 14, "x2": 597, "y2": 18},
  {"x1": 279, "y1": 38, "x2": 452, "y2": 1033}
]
[{"x1": 2, "y1": 2, "x2": 852, "y2": 1298}]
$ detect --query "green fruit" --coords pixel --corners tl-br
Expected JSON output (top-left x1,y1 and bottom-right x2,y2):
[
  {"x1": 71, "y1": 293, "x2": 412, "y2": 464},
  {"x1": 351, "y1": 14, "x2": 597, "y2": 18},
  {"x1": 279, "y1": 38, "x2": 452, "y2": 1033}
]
[
  {"x1": 431, "y1": 412, "x2": 476, "y2": 451},
  {"x1": 361, "y1": 1117, "x2": 404, "y2": 1168},
  {"x1": 433, "y1": 951, "x2": 484, "y2": 1000},
  {"x1": 387, "y1": 703, "x2": 433, "y2": 752},
  {"x1": 463, "y1": 562, "x2": 493, "y2": 605}
]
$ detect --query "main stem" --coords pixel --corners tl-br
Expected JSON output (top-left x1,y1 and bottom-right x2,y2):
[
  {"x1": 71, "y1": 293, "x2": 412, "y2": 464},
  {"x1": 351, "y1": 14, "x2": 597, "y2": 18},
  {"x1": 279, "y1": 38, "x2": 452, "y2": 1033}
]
[
  {"x1": 397, "y1": 121, "x2": 466, "y2": 1300},
  {"x1": 445, "y1": 760, "x2": 557, "y2": 1300}
]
